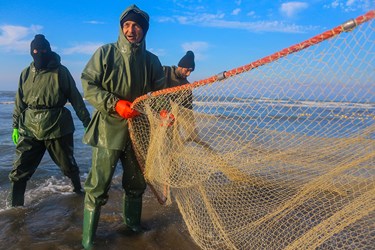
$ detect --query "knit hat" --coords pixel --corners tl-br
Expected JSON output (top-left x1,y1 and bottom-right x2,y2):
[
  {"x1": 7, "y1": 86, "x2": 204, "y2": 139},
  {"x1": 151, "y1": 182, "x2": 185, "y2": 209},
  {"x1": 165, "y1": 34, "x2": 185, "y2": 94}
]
[
  {"x1": 178, "y1": 51, "x2": 195, "y2": 71},
  {"x1": 30, "y1": 34, "x2": 51, "y2": 54},
  {"x1": 120, "y1": 10, "x2": 149, "y2": 34}
]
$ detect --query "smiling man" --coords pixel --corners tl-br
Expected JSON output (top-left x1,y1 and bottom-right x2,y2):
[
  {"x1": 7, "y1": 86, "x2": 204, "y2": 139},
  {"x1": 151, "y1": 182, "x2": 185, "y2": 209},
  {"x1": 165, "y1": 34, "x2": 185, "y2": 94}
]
[{"x1": 80, "y1": 4, "x2": 165, "y2": 249}]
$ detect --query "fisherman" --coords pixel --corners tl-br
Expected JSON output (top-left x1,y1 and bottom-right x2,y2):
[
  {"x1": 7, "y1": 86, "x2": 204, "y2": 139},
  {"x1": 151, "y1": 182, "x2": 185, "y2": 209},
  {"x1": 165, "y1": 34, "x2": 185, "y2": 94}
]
[
  {"x1": 163, "y1": 50, "x2": 195, "y2": 109},
  {"x1": 80, "y1": 4, "x2": 165, "y2": 249},
  {"x1": 10, "y1": 34, "x2": 91, "y2": 207},
  {"x1": 163, "y1": 51, "x2": 195, "y2": 87}
]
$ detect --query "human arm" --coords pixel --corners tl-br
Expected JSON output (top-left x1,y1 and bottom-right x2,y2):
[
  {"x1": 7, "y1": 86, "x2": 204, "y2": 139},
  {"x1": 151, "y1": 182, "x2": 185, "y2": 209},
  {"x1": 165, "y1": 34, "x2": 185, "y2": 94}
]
[
  {"x1": 60, "y1": 66, "x2": 91, "y2": 128},
  {"x1": 81, "y1": 46, "x2": 121, "y2": 116},
  {"x1": 149, "y1": 53, "x2": 166, "y2": 92},
  {"x1": 12, "y1": 69, "x2": 29, "y2": 142}
]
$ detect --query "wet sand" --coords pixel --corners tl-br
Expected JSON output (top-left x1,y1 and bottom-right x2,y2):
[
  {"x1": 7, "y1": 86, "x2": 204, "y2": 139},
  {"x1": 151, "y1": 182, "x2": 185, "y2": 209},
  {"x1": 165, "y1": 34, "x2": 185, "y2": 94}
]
[{"x1": 0, "y1": 183, "x2": 200, "y2": 250}]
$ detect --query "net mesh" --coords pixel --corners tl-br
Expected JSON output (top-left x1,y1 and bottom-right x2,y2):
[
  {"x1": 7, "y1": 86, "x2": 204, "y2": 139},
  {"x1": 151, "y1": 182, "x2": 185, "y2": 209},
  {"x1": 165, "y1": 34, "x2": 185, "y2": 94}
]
[{"x1": 130, "y1": 11, "x2": 375, "y2": 250}]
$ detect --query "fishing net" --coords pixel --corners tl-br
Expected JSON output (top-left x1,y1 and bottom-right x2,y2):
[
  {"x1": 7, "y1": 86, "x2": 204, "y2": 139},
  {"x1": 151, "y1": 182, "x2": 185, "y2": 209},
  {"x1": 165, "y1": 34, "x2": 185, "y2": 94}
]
[{"x1": 129, "y1": 11, "x2": 375, "y2": 250}]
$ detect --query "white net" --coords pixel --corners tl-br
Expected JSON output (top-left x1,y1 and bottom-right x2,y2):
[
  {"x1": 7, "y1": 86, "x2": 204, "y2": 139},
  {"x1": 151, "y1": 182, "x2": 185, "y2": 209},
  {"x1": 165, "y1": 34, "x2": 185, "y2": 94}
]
[{"x1": 130, "y1": 11, "x2": 375, "y2": 250}]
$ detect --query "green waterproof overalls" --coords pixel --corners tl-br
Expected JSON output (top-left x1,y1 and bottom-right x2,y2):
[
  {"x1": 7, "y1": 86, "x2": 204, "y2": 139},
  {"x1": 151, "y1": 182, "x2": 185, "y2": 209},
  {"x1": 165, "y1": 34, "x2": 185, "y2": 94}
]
[
  {"x1": 10, "y1": 53, "x2": 91, "y2": 206},
  {"x1": 80, "y1": 4, "x2": 166, "y2": 249}
]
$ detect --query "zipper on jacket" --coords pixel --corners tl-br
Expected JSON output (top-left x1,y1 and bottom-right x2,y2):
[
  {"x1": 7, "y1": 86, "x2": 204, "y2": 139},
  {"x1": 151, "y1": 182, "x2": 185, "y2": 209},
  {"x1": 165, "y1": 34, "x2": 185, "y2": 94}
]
[{"x1": 32, "y1": 69, "x2": 37, "y2": 83}]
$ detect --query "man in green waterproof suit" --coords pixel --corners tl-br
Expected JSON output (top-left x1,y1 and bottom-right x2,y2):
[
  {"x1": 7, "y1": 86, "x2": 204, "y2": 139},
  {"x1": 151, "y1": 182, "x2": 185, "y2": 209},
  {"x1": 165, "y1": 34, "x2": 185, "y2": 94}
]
[
  {"x1": 10, "y1": 34, "x2": 91, "y2": 206},
  {"x1": 163, "y1": 50, "x2": 195, "y2": 110},
  {"x1": 80, "y1": 4, "x2": 165, "y2": 249}
]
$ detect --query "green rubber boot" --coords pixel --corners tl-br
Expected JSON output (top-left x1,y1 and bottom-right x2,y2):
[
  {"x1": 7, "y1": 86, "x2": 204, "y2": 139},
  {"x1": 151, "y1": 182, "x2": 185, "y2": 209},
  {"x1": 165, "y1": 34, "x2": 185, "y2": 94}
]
[
  {"x1": 123, "y1": 195, "x2": 143, "y2": 233},
  {"x1": 10, "y1": 181, "x2": 27, "y2": 207},
  {"x1": 82, "y1": 207, "x2": 100, "y2": 249}
]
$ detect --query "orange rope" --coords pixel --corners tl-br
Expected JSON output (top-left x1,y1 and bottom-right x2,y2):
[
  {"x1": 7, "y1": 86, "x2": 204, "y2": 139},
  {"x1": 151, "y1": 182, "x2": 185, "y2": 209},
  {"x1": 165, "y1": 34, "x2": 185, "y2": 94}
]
[
  {"x1": 224, "y1": 10, "x2": 374, "y2": 78},
  {"x1": 132, "y1": 10, "x2": 374, "y2": 107},
  {"x1": 129, "y1": 10, "x2": 374, "y2": 205}
]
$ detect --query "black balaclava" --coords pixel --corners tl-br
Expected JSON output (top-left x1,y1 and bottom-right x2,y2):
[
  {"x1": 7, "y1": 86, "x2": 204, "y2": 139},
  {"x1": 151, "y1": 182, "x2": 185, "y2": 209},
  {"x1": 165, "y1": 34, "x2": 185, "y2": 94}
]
[
  {"x1": 178, "y1": 51, "x2": 195, "y2": 71},
  {"x1": 30, "y1": 34, "x2": 52, "y2": 70}
]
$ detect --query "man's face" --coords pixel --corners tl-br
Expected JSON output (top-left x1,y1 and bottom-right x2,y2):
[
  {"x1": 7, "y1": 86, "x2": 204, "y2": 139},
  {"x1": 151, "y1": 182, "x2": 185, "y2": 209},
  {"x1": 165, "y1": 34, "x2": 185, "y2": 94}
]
[
  {"x1": 122, "y1": 20, "x2": 144, "y2": 44},
  {"x1": 177, "y1": 67, "x2": 193, "y2": 79},
  {"x1": 31, "y1": 47, "x2": 50, "y2": 70},
  {"x1": 32, "y1": 48, "x2": 48, "y2": 54}
]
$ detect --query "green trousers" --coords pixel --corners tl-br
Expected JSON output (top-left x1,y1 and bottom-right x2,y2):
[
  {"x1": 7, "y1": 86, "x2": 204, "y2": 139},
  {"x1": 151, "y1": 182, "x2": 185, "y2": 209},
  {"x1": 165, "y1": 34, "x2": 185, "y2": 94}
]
[
  {"x1": 10, "y1": 133, "x2": 80, "y2": 181},
  {"x1": 83, "y1": 141, "x2": 146, "y2": 210},
  {"x1": 82, "y1": 142, "x2": 146, "y2": 248},
  {"x1": 9, "y1": 133, "x2": 82, "y2": 206}
]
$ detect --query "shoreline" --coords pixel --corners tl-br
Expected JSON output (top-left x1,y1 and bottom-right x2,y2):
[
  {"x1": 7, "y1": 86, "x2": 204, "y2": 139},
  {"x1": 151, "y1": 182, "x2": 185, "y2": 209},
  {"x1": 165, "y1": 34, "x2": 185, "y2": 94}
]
[{"x1": 0, "y1": 184, "x2": 200, "y2": 250}]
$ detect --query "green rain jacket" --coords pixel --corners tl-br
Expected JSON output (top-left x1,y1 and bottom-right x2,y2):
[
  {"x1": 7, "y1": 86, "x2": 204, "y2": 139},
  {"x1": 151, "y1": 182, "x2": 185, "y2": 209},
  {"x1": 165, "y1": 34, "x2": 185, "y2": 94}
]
[
  {"x1": 81, "y1": 4, "x2": 165, "y2": 151},
  {"x1": 163, "y1": 65, "x2": 189, "y2": 88},
  {"x1": 163, "y1": 65, "x2": 193, "y2": 110},
  {"x1": 12, "y1": 52, "x2": 91, "y2": 140}
]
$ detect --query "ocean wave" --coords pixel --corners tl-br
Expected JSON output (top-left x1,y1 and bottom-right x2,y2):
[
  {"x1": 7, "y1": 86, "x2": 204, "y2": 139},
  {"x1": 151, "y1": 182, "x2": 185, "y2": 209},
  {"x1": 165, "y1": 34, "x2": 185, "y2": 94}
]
[
  {"x1": 0, "y1": 176, "x2": 81, "y2": 212},
  {"x1": 0, "y1": 101, "x2": 14, "y2": 105},
  {"x1": 195, "y1": 99, "x2": 375, "y2": 109}
]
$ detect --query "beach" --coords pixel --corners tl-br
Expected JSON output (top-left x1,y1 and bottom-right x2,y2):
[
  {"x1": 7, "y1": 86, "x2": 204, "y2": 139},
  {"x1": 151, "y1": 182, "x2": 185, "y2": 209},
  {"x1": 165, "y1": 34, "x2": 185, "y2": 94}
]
[
  {"x1": 0, "y1": 91, "x2": 199, "y2": 250},
  {"x1": 0, "y1": 185, "x2": 200, "y2": 250},
  {"x1": 1, "y1": 90, "x2": 374, "y2": 250}
]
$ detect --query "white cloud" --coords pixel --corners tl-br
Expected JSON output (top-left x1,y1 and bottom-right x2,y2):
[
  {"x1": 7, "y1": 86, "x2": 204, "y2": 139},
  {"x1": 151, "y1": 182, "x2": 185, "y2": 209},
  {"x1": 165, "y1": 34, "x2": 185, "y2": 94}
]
[
  {"x1": 181, "y1": 41, "x2": 209, "y2": 60},
  {"x1": 157, "y1": 16, "x2": 175, "y2": 23},
  {"x1": 176, "y1": 13, "x2": 226, "y2": 25},
  {"x1": 231, "y1": 8, "x2": 241, "y2": 15},
  {"x1": 346, "y1": 0, "x2": 356, "y2": 5},
  {"x1": 330, "y1": 0, "x2": 340, "y2": 8},
  {"x1": 161, "y1": 13, "x2": 317, "y2": 33},
  {"x1": 324, "y1": 0, "x2": 374, "y2": 11},
  {"x1": 0, "y1": 24, "x2": 105, "y2": 56},
  {"x1": 157, "y1": 4, "x2": 320, "y2": 33},
  {"x1": 280, "y1": 2, "x2": 309, "y2": 18},
  {"x1": 84, "y1": 20, "x2": 105, "y2": 25},
  {"x1": 0, "y1": 25, "x2": 43, "y2": 53},
  {"x1": 247, "y1": 11, "x2": 256, "y2": 17},
  {"x1": 149, "y1": 48, "x2": 166, "y2": 57},
  {"x1": 62, "y1": 43, "x2": 104, "y2": 55}
]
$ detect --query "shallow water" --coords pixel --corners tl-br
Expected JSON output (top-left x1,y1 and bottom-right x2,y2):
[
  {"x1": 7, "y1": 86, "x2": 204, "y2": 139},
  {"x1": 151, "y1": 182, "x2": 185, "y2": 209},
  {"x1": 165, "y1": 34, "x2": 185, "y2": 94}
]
[
  {"x1": 0, "y1": 184, "x2": 200, "y2": 250},
  {"x1": 0, "y1": 91, "x2": 199, "y2": 250},
  {"x1": 1, "y1": 90, "x2": 374, "y2": 249}
]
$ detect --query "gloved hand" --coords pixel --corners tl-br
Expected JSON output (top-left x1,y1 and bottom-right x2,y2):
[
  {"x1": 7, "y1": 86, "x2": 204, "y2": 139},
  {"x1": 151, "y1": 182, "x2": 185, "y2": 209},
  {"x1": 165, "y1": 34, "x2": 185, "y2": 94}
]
[
  {"x1": 115, "y1": 100, "x2": 140, "y2": 119},
  {"x1": 160, "y1": 109, "x2": 175, "y2": 127},
  {"x1": 12, "y1": 128, "x2": 19, "y2": 145}
]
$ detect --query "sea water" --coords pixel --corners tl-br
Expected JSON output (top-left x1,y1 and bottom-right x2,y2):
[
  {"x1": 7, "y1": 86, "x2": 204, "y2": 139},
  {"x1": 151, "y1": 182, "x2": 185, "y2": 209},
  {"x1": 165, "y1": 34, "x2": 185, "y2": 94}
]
[
  {"x1": 0, "y1": 91, "x2": 199, "y2": 250},
  {"x1": 0, "y1": 90, "x2": 373, "y2": 249},
  {"x1": 0, "y1": 91, "x2": 95, "y2": 210}
]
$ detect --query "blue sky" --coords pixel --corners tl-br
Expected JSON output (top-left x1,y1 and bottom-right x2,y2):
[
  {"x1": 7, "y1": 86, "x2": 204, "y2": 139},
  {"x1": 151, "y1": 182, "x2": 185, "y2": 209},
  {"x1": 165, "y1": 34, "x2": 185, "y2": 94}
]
[{"x1": 0, "y1": 0, "x2": 373, "y2": 91}]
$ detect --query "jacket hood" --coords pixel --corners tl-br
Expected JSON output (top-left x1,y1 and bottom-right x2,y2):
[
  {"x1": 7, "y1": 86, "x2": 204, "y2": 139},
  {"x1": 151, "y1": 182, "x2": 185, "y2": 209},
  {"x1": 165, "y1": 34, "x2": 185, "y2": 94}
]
[{"x1": 117, "y1": 4, "x2": 149, "y2": 52}]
